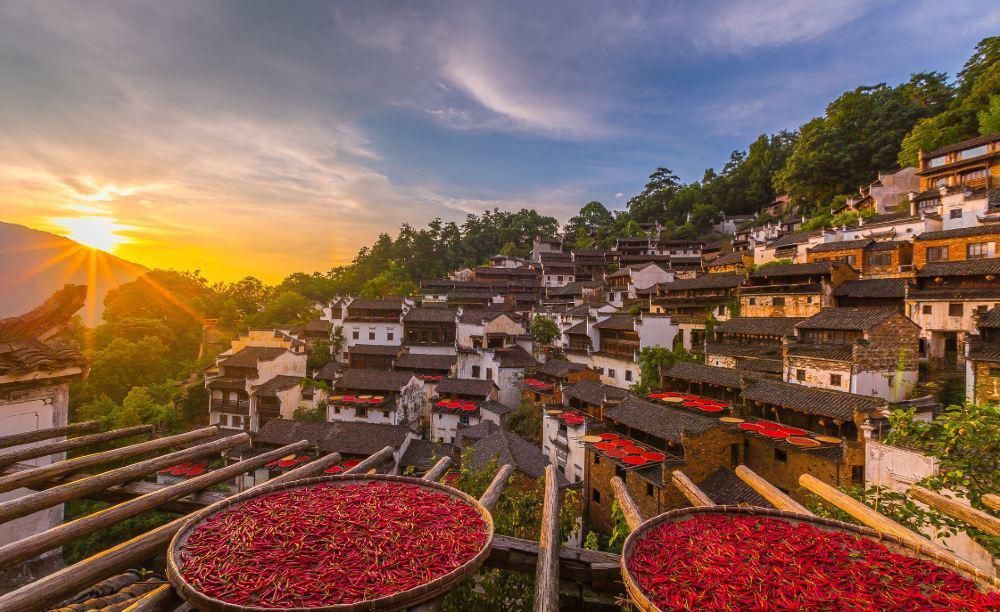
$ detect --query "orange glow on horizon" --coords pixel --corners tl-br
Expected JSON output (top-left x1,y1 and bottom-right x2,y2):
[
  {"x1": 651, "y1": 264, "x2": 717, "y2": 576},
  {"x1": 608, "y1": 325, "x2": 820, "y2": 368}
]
[{"x1": 54, "y1": 216, "x2": 132, "y2": 254}]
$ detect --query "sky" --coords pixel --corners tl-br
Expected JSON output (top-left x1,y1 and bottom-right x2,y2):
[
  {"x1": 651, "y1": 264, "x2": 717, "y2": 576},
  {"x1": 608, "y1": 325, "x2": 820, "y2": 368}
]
[{"x1": 1, "y1": 1, "x2": 998, "y2": 282}]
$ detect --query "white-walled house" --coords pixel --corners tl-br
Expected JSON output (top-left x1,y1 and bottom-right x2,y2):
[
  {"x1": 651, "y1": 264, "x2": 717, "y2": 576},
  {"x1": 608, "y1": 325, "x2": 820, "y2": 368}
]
[
  {"x1": 605, "y1": 263, "x2": 673, "y2": 308},
  {"x1": 564, "y1": 313, "x2": 678, "y2": 389},
  {"x1": 431, "y1": 378, "x2": 500, "y2": 443},
  {"x1": 328, "y1": 369, "x2": 424, "y2": 429},
  {"x1": 457, "y1": 310, "x2": 526, "y2": 349},
  {"x1": 0, "y1": 285, "x2": 88, "y2": 582},
  {"x1": 342, "y1": 297, "x2": 410, "y2": 354}
]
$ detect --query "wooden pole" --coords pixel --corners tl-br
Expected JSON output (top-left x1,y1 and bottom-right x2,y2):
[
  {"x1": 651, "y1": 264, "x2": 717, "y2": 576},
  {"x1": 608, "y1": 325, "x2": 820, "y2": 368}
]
[
  {"x1": 0, "y1": 427, "x2": 219, "y2": 495},
  {"x1": 122, "y1": 583, "x2": 181, "y2": 612},
  {"x1": 671, "y1": 470, "x2": 713, "y2": 507},
  {"x1": 0, "y1": 421, "x2": 100, "y2": 450},
  {"x1": 0, "y1": 425, "x2": 153, "y2": 468},
  {"x1": 610, "y1": 476, "x2": 644, "y2": 531},
  {"x1": 735, "y1": 465, "x2": 813, "y2": 515},
  {"x1": 0, "y1": 438, "x2": 301, "y2": 569},
  {"x1": 421, "y1": 456, "x2": 452, "y2": 482},
  {"x1": 479, "y1": 464, "x2": 514, "y2": 511},
  {"x1": 0, "y1": 432, "x2": 247, "y2": 525},
  {"x1": 533, "y1": 465, "x2": 560, "y2": 612},
  {"x1": 263, "y1": 451, "x2": 341, "y2": 484},
  {"x1": 984, "y1": 494, "x2": 1000, "y2": 513},
  {"x1": 909, "y1": 485, "x2": 1000, "y2": 537},
  {"x1": 343, "y1": 446, "x2": 394, "y2": 476}
]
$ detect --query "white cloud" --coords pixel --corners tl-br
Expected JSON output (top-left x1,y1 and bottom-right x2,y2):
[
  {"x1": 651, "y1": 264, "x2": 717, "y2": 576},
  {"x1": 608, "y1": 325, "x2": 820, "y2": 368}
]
[{"x1": 699, "y1": 0, "x2": 875, "y2": 52}]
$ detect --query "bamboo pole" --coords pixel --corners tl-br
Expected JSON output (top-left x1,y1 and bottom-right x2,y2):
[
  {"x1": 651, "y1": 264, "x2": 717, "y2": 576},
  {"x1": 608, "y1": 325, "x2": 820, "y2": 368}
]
[
  {"x1": 0, "y1": 427, "x2": 219, "y2": 495},
  {"x1": 0, "y1": 425, "x2": 153, "y2": 468},
  {"x1": 799, "y1": 474, "x2": 972, "y2": 569},
  {"x1": 0, "y1": 438, "x2": 301, "y2": 569},
  {"x1": 0, "y1": 432, "x2": 247, "y2": 525},
  {"x1": 981, "y1": 493, "x2": 1000, "y2": 513},
  {"x1": 533, "y1": 465, "x2": 561, "y2": 612},
  {"x1": 909, "y1": 485, "x2": 1000, "y2": 537},
  {"x1": 343, "y1": 446, "x2": 394, "y2": 476},
  {"x1": 735, "y1": 465, "x2": 813, "y2": 515},
  {"x1": 670, "y1": 470, "x2": 714, "y2": 507},
  {"x1": 122, "y1": 583, "x2": 181, "y2": 612},
  {"x1": 0, "y1": 421, "x2": 100, "y2": 450},
  {"x1": 264, "y1": 451, "x2": 341, "y2": 483},
  {"x1": 610, "y1": 476, "x2": 644, "y2": 531},
  {"x1": 421, "y1": 456, "x2": 452, "y2": 482},
  {"x1": 479, "y1": 464, "x2": 514, "y2": 510}
]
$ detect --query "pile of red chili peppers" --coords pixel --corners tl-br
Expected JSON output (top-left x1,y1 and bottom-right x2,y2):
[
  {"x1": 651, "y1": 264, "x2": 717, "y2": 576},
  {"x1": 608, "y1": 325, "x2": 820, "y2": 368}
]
[
  {"x1": 628, "y1": 514, "x2": 999, "y2": 610},
  {"x1": 179, "y1": 481, "x2": 488, "y2": 608}
]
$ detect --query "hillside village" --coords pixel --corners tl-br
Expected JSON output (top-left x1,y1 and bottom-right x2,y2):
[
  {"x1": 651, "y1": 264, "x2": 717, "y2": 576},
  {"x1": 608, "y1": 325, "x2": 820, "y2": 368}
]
[{"x1": 3, "y1": 135, "x2": 1000, "y2": 610}]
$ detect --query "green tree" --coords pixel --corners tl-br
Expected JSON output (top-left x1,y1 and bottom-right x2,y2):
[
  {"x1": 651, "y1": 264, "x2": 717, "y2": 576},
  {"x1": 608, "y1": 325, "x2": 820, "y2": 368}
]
[
  {"x1": 85, "y1": 336, "x2": 174, "y2": 404},
  {"x1": 978, "y1": 94, "x2": 1000, "y2": 135},
  {"x1": 632, "y1": 346, "x2": 697, "y2": 393},
  {"x1": 307, "y1": 339, "x2": 333, "y2": 373},
  {"x1": 249, "y1": 290, "x2": 313, "y2": 328},
  {"x1": 507, "y1": 397, "x2": 543, "y2": 443},
  {"x1": 529, "y1": 316, "x2": 560, "y2": 352}
]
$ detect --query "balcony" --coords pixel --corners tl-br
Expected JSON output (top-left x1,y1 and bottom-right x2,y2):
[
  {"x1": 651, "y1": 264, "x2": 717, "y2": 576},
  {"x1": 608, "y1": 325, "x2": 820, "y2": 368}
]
[
  {"x1": 211, "y1": 398, "x2": 250, "y2": 414},
  {"x1": 598, "y1": 339, "x2": 638, "y2": 360}
]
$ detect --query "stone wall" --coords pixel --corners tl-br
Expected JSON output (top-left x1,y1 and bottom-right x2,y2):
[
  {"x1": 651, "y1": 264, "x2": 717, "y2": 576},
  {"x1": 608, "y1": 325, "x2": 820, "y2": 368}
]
[
  {"x1": 743, "y1": 437, "x2": 859, "y2": 504},
  {"x1": 740, "y1": 293, "x2": 823, "y2": 318},
  {"x1": 971, "y1": 359, "x2": 1000, "y2": 404},
  {"x1": 913, "y1": 235, "x2": 999, "y2": 269}
]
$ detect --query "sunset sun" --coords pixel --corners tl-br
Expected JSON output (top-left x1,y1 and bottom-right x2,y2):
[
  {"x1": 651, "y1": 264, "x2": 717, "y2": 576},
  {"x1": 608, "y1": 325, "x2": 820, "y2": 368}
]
[{"x1": 57, "y1": 216, "x2": 131, "y2": 253}]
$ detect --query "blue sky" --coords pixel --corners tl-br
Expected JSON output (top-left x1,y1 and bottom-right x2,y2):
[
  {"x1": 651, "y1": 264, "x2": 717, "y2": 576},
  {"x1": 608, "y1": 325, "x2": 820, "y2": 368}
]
[{"x1": 1, "y1": 0, "x2": 998, "y2": 280}]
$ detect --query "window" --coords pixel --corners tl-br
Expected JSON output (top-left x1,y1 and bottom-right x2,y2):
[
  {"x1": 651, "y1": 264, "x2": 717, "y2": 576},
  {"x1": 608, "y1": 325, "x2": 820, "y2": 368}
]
[
  {"x1": 772, "y1": 297, "x2": 785, "y2": 307},
  {"x1": 356, "y1": 406, "x2": 367, "y2": 418},
  {"x1": 607, "y1": 369, "x2": 616, "y2": 379},
  {"x1": 748, "y1": 297, "x2": 756, "y2": 305},
  {"x1": 928, "y1": 155, "x2": 946, "y2": 168},
  {"x1": 967, "y1": 243, "x2": 989, "y2": 260},
  {"x1": 949, "y1": 303, "x2": 963, "y2": 317},
  {"x1": 383, "y1": 410, "x2": 390, "y2": 419},
  {"x1": 557, "y1": 275, "x2": 563, "y2": 282},
  {"x1": 926, "y1": 246, "x2": 949, "y2": 262},
  {"x1": 958, "y1": 145, "x2": 987, "y2": 159},
  {"x1": 368, "y1": 327, "x2": 376, "y2": 341},
  {"x1": 976, "y1": 305, "x2": 989, "y2": 316},
  {"x1": 990, "y1": 367, "x2": 1000, "y2": 378},
  {"x1": 774, "y1": 449, "x2": 787, "y2": 463},
  {"x1": 852, "y1": 466, "x2": 864, "y2": 487},
  {"x1": 594, "y1": 454, "x2": 600, "y2": 465},
  {"x1": 866, "y1": 253, "x2": 891, "y2": 267},
  {"x1": 352, "y1": 328, "x2": 360, "y2": 340},
  {"x1": 730, "y1": 443, "x2": 740, "y2": 468},
  {"x1": 592, "y1": 489, "x2": 601, "y2": 503},
  {"x1": 486, "y1": 368, "x2": 493, "y2": 380},
  {"x1": 334, "y1": 406, "x2": 341, "y2": 414},
  {"x1": 625, "y1": 370, "x2": 633, "y2": 382},
  {"x1": 471, "y1": 365, "x2": 481, "y2": 378},
  {"x1": 796, "y1": 369, "x2": 805, "y2": 382},
  {"x1": 921, "y1": 304, "x2": 932, "y2": 315},
  {"x1": 387, "y1": 330, "x2": 394, "y2": 341},
  {"x1": 459, "y1": 415, "x2": 469, "y2": 425},
  {"x1": 646, "y1": 483, "x2": 654, "y2": 497},
  {"x1": 830, "y1": 374, "x2": 842, "y2": 387},
  {"x1": 949, "y1": 209, "x2": 963, "y2": 219}
]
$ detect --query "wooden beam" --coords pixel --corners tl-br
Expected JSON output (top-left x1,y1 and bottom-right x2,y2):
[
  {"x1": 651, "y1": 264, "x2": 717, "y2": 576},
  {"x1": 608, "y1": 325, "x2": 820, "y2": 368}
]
[
  {"x1": 487, "y1": 535, "x2": 622, "y2": 593},
  {"x1": 735, "y1": 465, "x2": 813, "y2": 515},
  {"x1": 0, "y1": 432, "x2": 248, "y2": 525},
  {"x1": 342, "y1": 446, "x2": 393, "y2": 476},
  {"x1": 122, "y1": 583, "x2": 181, "y2": 612},
  {"x1": 421, "y1": 456, "x2": 452, "y2": 482},
  {"x1": 0, "y1": 421, "x2": 100, "y2": 450},
  {"x1": 981, "y1": 493, "x2": 1000, "y2": 513},
  {"x1": 479, "y1": 464, "x2": 514, "y2": 511},
  {"x1": 533, "y1": 465, "x2": 561, "y2": 612},
  {"x1": 799, "y1": 474, "x2": 980, "y2": 575},
  {"x1": 0, "y1": 427, "x2": 219, "y2": 495},
  {"x1": 610, "y1": 476, "x2": 644, "y2": 531},
  {"x1": 0, "y1": 425, "x2": 153, "y2": 468},
  {"x1": 909, "y1": 485, "x2": 1000, "y2": 537},
  {"x1": 0, "y1": 438, "x2": 300, "y2": 569},
  {"x1": 670, "y1": 470, "x2": 714, "y2": 507}
]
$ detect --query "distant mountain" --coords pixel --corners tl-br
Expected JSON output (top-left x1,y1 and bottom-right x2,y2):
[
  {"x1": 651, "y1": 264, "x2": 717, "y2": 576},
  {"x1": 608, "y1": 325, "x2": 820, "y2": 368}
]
[{"x1": 0, "y1": 221, "x2": 147, "y2": 326}]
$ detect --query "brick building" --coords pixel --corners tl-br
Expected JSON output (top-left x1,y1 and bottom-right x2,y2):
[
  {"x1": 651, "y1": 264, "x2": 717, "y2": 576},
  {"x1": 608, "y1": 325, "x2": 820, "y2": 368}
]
[
  {"x1": 785, "y1": 308, "x2": 920, "y2": 401},
  {"x1": 401, "y1": 307, "x2": 457, "y2": 354},
  {"x1": 807, "y1": 239, "x2": 913, "y2": 279},
  {"x1": 966, "y1": 307, "x2": 1000, "y2": 405},
  {"x1": 916, "y1": 133, "x2": 1000, "y2": 193},
  {"x1": 833, "y1": 278, "x2": 907, "y2": 312},
  {"x1": 912, "y1": 225, "x2": 1000, "y2": 269},
  {"x1": 521, "y1": 360, "x2": 598, "y2": 405},
  {"x1": 706, "y1": 317, "x2": 802, "y2": 378},
  {"x1": 703, "y1": 251, "x2": 752, "y2": 274},
  {"x1": 739, "y1": 261, "x2": 857, "y2": 318}
]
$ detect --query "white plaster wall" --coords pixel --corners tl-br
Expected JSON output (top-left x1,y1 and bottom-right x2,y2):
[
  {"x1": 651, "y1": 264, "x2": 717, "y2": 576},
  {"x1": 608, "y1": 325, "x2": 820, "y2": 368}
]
[
  {"x1": 590, "y1": 353, "x2": 636, "y2": 389},
  {"x1": 853, "y1": 370, "x2": 918, "y2": 402},
  {"x1": 431, "y1": 411, "x2": 479, "y2": 444},
  {"x1": 637, "y1": 315, "x2": 677, "y2": 351},
  {"x1": 345, "y1": 323, "x2": 403, "y2": 348}
]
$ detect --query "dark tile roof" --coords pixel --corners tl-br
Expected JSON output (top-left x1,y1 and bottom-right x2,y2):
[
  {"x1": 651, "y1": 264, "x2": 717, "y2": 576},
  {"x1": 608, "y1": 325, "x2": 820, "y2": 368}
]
[
  {"x1": 251, "y1": 375, "x2": 303, "y2": 397},
  {"x1": 301, "y1": 319, "x2": 332, "y2": 333},
  {"x1": 603, "y1": 396, "x2": 717, "y2": 442},
  {"x1": 535, "y1": 360, "x2": 589, "y2": 378},
  {"x1": 715, "y1": 317, "x2": 803, "y2": 336},
  {"x1": 403, "y1": 307, "x2": 457, "y2": 323},
  {"x1": 348, "y1": 344, "x2": 401, "y2": 356},
  {"x1": 656, "y1": 274, "x2": 744, "y2": 291},
  {"x1": 455, "y1": 419, "x2": 500, "y2": 443},
  {"x1": 593, "y1": 315, "x2": 635, "y2": 331},
  {"x1": 493, "y1": 345, "x2": 537, "y2": 368},
  {"x1": 796, "y1": 308, "x2": 898, "y2": 331},
  {"x1": 662, "y1": 362, "x2": 746, "y2": 388},
  {"x1": 749, "y1": 261, "x2": 840, "y2": 278},
  {"x1": 968, "y1": 341, "x2": 1000, "y2": 361},
  {"x1": 915, "y1": 225, "x2": 1000, "y2": 241},
  {"x1": 741, "y1": 378, "x2": 884, "y2": 420},
  {"x1": 254, "y1": 419, "x2": 411, "y2": 455},
  {"x1": 459, "y1": 309, "x2": 510, "y2": 324},
  {"x1": 807, "y1": 239, "x2": 872, "y2": 253},
  {"x1": 925, "y1": 132, "x2": 998, "y2": 157},
  {"x1": 436, "y1": 377, "x2": 497, "y2": 397},
  {"x1": 399, "y1": 439, "x2": 458, "y2": 472},
  {"x1": 465, "y1": 429, "x2": 568, "y2": 485},
  {"x1": 334, "y1": 368, "x2": 415, "y2": 392},
  {"x1": 562, "y1": 379, "x2": 628, "y2": 406},
  {"x1": 0, "y1": 285, "x2": 90, "y2": 380},
  {"x1": 834, "y1": 279, "x2": 907, "y2": 299},
  {"x1": 768, "y1": 232, "x2": 812, "y2": 248},
  {"x1": 916, "y1": 258, "x2": 1000, "y2": 277},
  {"x1": 865, "y1": 240, "x2": 907, "y2": 252},
  {"x1": 347, "y1": 297, "x2": 406, "y2": 311},
  {"x1": 206, "y1": 376, "x2": 248, "y2": 390},
  {"x1": 219, "y1": 346, "x2": 289, "y2": 368},
  {"x1": 862, "y1": 211, "x2": 918, "y2": 227},
  {"x1": 315, "y1": 361, "x2": 346, "y2": 382},
  {"x1": 481, "y1": 399, "x2": 515, "y2": 417},
  {"x1": 785, "y1": 343, "x2": 854, "y2": 361},
  {"x1": 979, "y1": 306, "x2": 1000, "y2": 329},
  {"x1": 705, "y1": 252, "x2": 745, "y2": 266},
  {"x1": 697, "y1": 467, "x2": 772, "y2": 508},
  {"x1": 564, "y1": 320, "x2": 590, "y2": 335},
  {"x1": 705, "y1": 343, "x2": 781, "y2": 360},
  {"x1": 393, "y1": 352, "x2": 457, "y2": 371}
]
